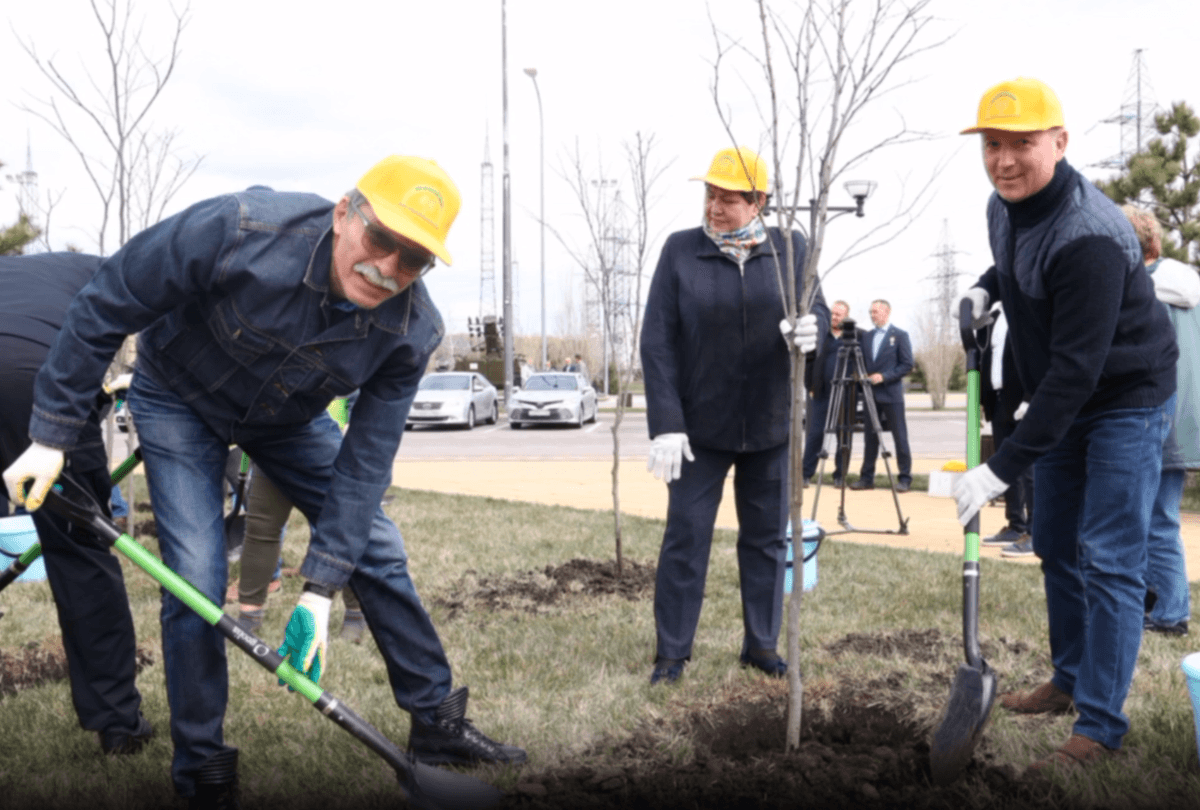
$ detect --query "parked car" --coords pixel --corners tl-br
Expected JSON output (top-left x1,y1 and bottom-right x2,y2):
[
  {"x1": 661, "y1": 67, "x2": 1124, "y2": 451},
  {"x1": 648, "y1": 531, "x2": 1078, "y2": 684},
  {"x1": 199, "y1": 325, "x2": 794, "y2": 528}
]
[
  {"x1": 407, "y1": 371, "x2": 498, "y2": 429},
  {"x1": 113, "y1": 400, "x2": 131, "y2": 433},
  {"x1": 509, "y1": 372, "x2": 598, "y2": 429}
]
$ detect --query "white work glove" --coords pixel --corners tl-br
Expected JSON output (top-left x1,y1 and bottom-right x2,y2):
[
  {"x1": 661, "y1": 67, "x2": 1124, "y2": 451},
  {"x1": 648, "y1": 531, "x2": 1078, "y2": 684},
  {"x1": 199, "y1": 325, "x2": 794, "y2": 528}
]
[
  {"x1": 1013, "y1": 401, "x2": 1028, "y2": 420},
  {"x1": 779, "y1": 315, "x2": 819, "y2": 353},
  {"x1": 103, "y1": 373, "x2": 134, "y2": 395},
  {"x1": 952, "y1": 464, "x2": 1008, "y2": 526},
  {"x1": 962, "y1": 288, "x2": 989, "y2": 322},
  {"x1": 647, "y1": 432, "x2": 695, "y2": 483},
  {"x1": 3, "y1": 441, "x2": 66, "y2": 511},
  {"x1": 277, "y1": 589, "x2": 332, "y2": 688}
]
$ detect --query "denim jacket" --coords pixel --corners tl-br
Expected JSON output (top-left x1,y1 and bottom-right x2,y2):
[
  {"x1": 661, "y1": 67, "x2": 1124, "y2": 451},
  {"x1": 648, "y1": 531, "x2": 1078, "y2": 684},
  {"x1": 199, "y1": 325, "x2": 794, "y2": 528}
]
[{"x1": 30, "y1": 188, "x2": 443, "y2": 586}]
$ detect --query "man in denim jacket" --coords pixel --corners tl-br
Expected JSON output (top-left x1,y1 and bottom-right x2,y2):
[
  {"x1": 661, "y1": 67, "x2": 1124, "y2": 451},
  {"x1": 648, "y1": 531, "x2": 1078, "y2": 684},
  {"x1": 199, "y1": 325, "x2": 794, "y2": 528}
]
[{"x1": 3, "y1": 156, "x2": 524, "y2": 806}]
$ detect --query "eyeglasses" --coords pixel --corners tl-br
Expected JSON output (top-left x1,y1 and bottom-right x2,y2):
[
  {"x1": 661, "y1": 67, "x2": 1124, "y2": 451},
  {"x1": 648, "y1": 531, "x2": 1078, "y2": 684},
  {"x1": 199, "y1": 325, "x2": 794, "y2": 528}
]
[{"x1": 348, "y1": 195, "x2": 436, "y2": 276}]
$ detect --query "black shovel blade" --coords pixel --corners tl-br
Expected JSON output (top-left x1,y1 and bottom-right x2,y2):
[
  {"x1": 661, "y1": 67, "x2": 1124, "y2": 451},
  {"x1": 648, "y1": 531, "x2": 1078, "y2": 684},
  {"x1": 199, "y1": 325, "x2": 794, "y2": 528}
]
[
  {"x1": 402, "y1": 759, "x2": 504, "y2": 810},
  {"x1": 929, "y1": 660, "x2": 997, "y2": 785}
]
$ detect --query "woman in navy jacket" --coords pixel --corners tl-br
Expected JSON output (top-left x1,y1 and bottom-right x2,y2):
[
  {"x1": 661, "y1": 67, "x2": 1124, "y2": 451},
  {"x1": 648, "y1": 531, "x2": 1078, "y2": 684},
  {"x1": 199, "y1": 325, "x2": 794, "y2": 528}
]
[{"x1": 640, "y1": 146, "x2": 829, "y2": 684}]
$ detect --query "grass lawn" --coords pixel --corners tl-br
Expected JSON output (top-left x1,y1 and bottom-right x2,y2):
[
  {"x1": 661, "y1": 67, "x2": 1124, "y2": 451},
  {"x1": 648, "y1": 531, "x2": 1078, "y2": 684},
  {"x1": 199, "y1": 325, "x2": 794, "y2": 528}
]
[{"x1": 1, "y1": 483, "x2": 1199, "y2": 808}]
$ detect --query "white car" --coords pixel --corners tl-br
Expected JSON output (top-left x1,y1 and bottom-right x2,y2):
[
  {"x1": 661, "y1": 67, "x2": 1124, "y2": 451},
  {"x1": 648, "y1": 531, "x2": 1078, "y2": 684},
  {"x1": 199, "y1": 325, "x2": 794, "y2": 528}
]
[
  {"x1": 509, "y1": 372, "x2": 598, "y2": 429},
  {"x1": 407, "y1": 372, "x2": 499, "y2": 429}
]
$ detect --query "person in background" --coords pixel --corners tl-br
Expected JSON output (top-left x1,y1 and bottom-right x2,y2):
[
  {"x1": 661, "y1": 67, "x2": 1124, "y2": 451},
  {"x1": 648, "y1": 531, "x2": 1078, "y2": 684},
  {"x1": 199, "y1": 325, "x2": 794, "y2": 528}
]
[
  {"x1": 640, "y1": 145, "x2": 828, "y2": 685},
  {"x1": 1123, "y1": 204, "x2": 1198, "y2": 636},
  {"x1": 567, "y1": 353, "x2": 590, "y2": 381},
  {"x1": 0, "y1": 252, "x2": 151, "y2": 757},
  {"x1": 850, "y1": 299, "x2": 914, "y2": 492},
  {"x1": 4, "y1": 156, "x2": 525, "y2": 808},
  {"x1": 231, "y1": 396, "x2": 365, "y2": 642},
  {"x1": 954, "y1": 77, "x2": 1176, "y2": 772},
  {"x1": 979, "y1": 305, "x2": 1035, "y2": 557},
  {"x1": 802, "y1": 299, "x2": 854, "y2": 486}
]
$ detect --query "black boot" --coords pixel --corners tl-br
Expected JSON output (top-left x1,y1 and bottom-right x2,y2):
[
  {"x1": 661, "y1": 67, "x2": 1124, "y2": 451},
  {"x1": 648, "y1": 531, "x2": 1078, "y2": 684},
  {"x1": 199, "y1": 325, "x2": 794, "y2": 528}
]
[
  {"x1": 189, "y1": 748, "x2": 240, "y2": 810},
  {"x1": 99, "y1": 712, "x2": 154, "y2": 755},
  {"x1": 408, "y1": 686, "x2": 527, "y2": 766}
]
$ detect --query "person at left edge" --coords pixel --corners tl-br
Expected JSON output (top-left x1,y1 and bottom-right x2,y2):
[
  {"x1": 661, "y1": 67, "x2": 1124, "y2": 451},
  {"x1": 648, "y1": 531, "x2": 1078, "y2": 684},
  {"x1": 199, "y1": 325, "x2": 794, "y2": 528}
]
[
  {"x1": 640, "y1": 144, "x2": 830, "y2": 686},
  {"x1": 2, "y1": 156, "x2": 526, "y2": 808},
  {"x1": 0, "y1": 252, "x2": 152, "y2": 758}
]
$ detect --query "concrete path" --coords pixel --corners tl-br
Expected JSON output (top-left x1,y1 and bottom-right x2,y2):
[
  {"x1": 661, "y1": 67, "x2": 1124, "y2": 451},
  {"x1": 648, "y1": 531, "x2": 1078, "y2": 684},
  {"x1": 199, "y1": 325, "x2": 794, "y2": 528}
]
[{"x1": 391, "y1": 454, "x2": 1200, "y2": 582}]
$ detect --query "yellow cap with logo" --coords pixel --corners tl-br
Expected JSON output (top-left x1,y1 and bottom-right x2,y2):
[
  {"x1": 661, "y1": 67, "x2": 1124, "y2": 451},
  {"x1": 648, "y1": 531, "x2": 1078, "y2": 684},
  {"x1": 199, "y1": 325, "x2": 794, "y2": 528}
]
[
  {"x1": 356, "y1": 156, "x2": 460, "y2": 264},
  {"x1": 692, "y1": 146, "x2": 769, "y2": 193},
  {"x1": 961, "y1": 77, "x2": 1065, "y2": 134}
]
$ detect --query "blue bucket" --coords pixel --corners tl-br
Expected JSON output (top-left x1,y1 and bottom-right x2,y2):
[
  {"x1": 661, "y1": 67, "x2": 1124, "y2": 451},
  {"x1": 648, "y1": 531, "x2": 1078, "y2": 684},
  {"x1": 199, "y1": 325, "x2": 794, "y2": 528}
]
[
  {"x1": 1181, "y1": 653, "x2": 1200, "y2": 762},
  {"x1": 0, "y1": 513, "x2": 47, "y2": 583},
  {"x1": 784, "y1": 519, "x2": 822, "y2": 593}
]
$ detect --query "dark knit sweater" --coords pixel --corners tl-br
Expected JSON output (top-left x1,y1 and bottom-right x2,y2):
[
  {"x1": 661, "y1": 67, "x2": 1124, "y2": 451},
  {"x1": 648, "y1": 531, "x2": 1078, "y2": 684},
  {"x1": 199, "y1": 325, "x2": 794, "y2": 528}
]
[{"x1": 974, "y1": 159, "x2": 1177, "y2": 483}]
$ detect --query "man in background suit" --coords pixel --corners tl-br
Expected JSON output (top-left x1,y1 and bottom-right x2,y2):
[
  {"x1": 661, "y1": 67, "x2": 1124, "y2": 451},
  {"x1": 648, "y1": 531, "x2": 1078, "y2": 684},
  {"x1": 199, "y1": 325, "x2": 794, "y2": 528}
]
[{"x1": 850, "y1": 299, "x2": 914, "y2": 492}]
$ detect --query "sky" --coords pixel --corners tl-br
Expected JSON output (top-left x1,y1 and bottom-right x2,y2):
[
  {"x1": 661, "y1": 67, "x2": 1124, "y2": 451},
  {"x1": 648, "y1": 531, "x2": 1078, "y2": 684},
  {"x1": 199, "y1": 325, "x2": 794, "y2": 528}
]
[{"x1": 2, "y1": 0, "x2": 1198, "y2": 354}]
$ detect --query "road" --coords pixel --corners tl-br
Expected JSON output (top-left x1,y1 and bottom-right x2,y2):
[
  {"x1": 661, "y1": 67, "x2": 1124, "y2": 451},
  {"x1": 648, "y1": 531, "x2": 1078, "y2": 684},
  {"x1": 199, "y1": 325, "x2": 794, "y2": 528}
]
[
  {"x1": 397, "y1": 406, "x2": 967, "y2": 462},
  {"x1": 105, "y1": 402, "x2": 969, "y2": 464}
]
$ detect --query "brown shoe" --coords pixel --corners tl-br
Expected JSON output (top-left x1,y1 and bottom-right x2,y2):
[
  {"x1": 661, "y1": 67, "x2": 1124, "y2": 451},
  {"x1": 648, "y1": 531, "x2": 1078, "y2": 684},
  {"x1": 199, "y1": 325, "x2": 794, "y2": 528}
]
[
  {"x1": 1027, "y1": 733, "x2": 1112, "y2": 773},
  {"x1": 999, "y1": 681, "x2": 1074, "y2": 714}
]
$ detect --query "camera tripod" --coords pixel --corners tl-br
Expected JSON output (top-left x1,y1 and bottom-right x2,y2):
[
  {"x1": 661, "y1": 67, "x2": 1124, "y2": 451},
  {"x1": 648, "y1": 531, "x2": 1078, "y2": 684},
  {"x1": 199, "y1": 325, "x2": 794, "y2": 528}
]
[{"x1": 809, "y1": 318, "x2": 908, "y2": 535}]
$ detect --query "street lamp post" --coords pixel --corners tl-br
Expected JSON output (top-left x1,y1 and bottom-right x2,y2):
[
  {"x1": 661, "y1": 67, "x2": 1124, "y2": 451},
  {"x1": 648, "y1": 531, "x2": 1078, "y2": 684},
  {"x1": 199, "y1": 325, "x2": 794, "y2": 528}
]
[
  {"x1": 524, "y1": 67, "x2": 546, "y2": 371},
  {"x1": 763, "y1": 181, "x2": 876, "y2": 318},
  {"x1": 500, "y1": 0, "x2": 513, "y2": 409}
]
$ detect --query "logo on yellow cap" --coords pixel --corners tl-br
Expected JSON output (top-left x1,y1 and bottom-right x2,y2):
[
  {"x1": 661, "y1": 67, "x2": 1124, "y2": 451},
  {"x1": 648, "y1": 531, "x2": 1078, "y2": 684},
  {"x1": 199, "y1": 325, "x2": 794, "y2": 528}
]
[
  {"x1": 404, "y1": 186, "x2": 445, "y2": 226},
  {"x1": 984, "y1": 91, "x2": 1019, "y2": 121}
]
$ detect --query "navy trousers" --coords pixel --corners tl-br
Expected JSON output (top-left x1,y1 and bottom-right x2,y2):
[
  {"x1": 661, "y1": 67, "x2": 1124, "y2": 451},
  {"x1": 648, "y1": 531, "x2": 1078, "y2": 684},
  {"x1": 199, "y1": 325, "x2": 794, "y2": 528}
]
[
  {"x1": 654, "y1": 442, "x2": 788, "y2": 660},
  {"x1": 0, "y1": 349, "x2": 144, "y2": 739},
  {"x1": 858, "y1": 399, "x2": 912, "y2": 485}
]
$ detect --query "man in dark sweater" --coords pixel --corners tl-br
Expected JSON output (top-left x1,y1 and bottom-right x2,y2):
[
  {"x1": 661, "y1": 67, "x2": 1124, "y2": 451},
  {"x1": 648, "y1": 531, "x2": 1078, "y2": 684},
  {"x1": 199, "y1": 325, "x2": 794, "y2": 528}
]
[{"x1": 954, "y1": 77, "x2": 1177, "y2": 772}]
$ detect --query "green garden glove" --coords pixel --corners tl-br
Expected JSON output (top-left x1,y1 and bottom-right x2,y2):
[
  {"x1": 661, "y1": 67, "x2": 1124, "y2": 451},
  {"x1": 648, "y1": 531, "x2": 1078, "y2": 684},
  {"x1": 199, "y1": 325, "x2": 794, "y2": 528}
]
[{"x1": 277, "y1": 589, "x2": 332, "y2": 689}]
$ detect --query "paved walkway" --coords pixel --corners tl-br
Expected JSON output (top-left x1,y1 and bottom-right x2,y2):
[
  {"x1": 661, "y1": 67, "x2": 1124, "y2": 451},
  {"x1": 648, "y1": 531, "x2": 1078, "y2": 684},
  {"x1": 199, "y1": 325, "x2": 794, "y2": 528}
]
[{"x1": 391, "y1": 454, "x2": 1200, "y2": 582}]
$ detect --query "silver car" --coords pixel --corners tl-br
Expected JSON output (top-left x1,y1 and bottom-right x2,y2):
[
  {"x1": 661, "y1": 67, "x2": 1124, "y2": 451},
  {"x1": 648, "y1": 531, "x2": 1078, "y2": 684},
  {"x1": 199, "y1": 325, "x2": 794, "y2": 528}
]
[
  {"x1": 509, "y1": 372, "x2": 598, "y2": 429},
  {"x1": 407, "y1": 372, "x2": 499, "y2": 429}
]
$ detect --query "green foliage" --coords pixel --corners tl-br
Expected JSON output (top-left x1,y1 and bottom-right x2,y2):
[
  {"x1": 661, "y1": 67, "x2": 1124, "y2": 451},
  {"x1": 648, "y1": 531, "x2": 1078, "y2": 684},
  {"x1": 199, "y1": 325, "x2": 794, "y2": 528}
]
[
  {"x1": 1100, "y1": 101, "x2": 1200, "y2": 265},
  {"x1": 0, "y1": 212, "x2": 39, "y2": 256}
]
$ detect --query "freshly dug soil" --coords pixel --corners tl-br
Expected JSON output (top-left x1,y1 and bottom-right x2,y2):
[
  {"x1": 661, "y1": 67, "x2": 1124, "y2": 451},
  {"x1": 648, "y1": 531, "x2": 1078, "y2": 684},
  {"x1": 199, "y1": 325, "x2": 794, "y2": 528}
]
[
  {"x1": 502, "y1": 679, "x2": 1063, "y2": 809},
  {"x1": 441, "y1": 559, "x2": 1070, "y2": 810},
  {"x1": 0, "y1": 638, "x2": 155, "y2": 696},
  {"x1": 434, "y1": 557, "x2": 656, "y2": 618}
]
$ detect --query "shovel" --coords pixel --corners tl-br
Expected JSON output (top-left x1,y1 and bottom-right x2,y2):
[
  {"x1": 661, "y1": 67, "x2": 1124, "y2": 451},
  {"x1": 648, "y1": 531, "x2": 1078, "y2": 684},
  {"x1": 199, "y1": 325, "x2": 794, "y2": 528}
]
[
  {"x1": 41, "y1": 471, "x2": 502, "y2": 810},
  {"x1": 0, "y1": 449, "x2": 143, "y2": 594},
  {"x1": 224, "y1": 449, "x2": 250, "y2": 563},
  {"x1": 929, "y1": 298, "x2": 997, "y2": 785}
]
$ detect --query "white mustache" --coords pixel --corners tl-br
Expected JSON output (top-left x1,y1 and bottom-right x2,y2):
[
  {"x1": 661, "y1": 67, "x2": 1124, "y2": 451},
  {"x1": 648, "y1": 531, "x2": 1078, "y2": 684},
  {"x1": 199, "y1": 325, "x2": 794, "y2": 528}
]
[{"x1": 352, "y1": 262, "x2": 401, "y2": 293}]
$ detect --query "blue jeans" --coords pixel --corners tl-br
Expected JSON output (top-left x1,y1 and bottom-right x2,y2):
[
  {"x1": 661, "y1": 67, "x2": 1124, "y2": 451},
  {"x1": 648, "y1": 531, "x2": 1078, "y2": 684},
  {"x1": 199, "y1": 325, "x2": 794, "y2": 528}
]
[
  {"x1": 110, "y1": 482, "x2": 130, "y2": 518},
  {"x1": 1146, "y1": 468, "x2": 1191, "y2": 627},
  {"x1": 654, "y1": 442, "x2": 788, "y2": 660},
  {"x1": 128, "y1": 371, "x2": 451, "y2": 796},
  {"x1": 1032, "y1": 395, "x2": 1172, "y2": 749}
]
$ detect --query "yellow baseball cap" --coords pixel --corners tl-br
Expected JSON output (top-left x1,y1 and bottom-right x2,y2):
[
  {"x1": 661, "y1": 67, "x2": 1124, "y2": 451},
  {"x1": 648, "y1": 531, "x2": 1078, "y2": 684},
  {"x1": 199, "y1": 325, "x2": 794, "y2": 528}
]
[
  {"x1": 961, "y1": 77, "x2": 1065, "y2": 134},
  {"x1": 691, "y1": 146, "x2": 769, "y2": 193},
  {"x1": 357, "y1": 156, "x2": 460, "y2": 264}
]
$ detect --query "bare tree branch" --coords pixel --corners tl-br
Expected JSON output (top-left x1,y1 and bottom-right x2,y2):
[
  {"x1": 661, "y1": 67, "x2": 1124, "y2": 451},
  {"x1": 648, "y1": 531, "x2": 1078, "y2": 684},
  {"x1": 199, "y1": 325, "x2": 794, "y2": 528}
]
[
  {"x1": 549, "y1": 135, "x2": 669, "y2": 574},
  {"x1": 12, "y1": 0, "x2": 200, "y2": 253},
  {"x1": 709, "y1": 0, "x2": 950, "y2": 751}
]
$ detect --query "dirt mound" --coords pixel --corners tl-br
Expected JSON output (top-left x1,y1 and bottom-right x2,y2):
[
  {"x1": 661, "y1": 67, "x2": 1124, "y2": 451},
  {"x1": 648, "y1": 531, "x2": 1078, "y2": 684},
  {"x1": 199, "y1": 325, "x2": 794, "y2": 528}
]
[
  {"x1": 434, "y1": 557, "x2": 656, "y2": 618},
  {"x1": 0, "y1": 639, "x2": 156, "y2": 696},
  {"x1": 503, "y1": 679, "x2": 1063, "y2": 809}
]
